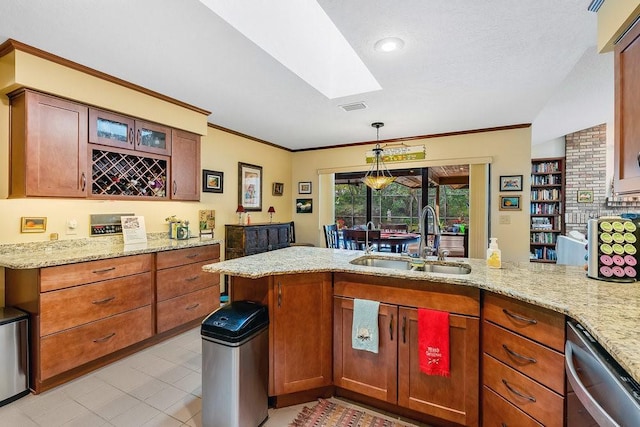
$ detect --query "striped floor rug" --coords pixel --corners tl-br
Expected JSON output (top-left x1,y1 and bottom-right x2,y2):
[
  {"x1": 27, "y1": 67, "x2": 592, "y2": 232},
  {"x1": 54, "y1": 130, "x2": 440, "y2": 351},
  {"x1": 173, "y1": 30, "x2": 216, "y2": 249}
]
[{"x1": 288, "y1": 399, "x2": 411, "y2": 427}]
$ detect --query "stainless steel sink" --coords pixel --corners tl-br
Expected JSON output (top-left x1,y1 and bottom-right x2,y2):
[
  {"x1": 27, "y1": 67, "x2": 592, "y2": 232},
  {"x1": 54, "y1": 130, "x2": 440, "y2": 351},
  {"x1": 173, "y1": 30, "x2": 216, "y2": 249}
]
[{"x1": 349, "y1": 256, "x2": 471, "y2": 275}]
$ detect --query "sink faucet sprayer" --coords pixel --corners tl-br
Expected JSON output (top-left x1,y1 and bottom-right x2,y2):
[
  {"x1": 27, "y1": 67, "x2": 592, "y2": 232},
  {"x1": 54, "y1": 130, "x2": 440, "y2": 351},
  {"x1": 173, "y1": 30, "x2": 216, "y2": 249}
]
[
  {"x1": 365, "y1": 221, "x2": 376, "y2": 254},
  {"x1": 418, "y1": 205, "x2": 444, "y2": 259}
]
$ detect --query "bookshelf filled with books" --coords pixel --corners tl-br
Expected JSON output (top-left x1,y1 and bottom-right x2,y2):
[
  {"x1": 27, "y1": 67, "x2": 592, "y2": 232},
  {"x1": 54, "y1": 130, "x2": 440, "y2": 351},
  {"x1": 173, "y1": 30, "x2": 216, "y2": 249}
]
[{"x1": 530, "y1": 157, "x2": 564, "y2": 263}]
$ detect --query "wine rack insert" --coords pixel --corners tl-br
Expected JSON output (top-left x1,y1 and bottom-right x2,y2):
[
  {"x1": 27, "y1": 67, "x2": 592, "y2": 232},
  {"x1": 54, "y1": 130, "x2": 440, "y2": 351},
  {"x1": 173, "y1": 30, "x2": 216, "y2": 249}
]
[{"x1": 91, "y1": 146, "x2": 168, "y2": 198}]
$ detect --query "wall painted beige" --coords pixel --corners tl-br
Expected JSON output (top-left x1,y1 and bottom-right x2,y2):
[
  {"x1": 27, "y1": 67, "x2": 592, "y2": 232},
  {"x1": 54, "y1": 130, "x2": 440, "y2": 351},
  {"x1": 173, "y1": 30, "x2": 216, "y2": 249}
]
[
  {"x1": 597, "y1": 0, "x2": 640, "y2": 52},
  {"x1": 291, "y1": 126, "x2": 533, "y2": 263}
]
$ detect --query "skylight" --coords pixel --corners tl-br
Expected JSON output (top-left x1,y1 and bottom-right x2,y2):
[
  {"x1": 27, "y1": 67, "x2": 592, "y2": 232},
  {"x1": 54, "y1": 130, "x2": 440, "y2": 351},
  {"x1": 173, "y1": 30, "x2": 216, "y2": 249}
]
[{"x1": 198, "y1": 0, "x2": 382, "y2": 99}]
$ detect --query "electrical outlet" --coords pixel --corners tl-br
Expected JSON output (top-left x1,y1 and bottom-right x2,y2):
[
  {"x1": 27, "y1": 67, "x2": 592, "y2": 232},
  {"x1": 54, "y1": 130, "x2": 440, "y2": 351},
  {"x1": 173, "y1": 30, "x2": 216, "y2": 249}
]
[
  {"x1": 499, "y1": 215, "x2": 511, "y2": 225},
  {"x1": 66, "y1": 219, "x2": 78, "y2": 235}
]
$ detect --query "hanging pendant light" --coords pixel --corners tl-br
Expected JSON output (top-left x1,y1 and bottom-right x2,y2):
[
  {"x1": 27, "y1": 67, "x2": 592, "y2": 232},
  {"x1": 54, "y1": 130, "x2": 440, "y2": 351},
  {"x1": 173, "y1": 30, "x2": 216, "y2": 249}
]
[{"x1": 362, "y1": 122, "x2": 395, "y2": 191}]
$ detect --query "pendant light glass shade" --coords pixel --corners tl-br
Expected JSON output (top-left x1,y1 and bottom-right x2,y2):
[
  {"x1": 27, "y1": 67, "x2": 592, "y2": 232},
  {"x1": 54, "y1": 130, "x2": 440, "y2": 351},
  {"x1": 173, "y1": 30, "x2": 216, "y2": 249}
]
[{"x1": 362, "y1": 122, "x2": 395, "y2": 191}]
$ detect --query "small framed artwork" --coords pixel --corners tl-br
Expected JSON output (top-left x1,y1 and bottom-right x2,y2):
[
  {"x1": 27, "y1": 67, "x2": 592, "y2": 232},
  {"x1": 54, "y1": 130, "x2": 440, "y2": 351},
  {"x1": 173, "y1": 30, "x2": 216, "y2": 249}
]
[
  {"x1": 272, "y1": 182, "x2": 284, "y2": 196},
  {"x1": 499, "y1": 175, "x2": 523, "y2": 192},
  {"x1": 577, "y1": 190, "x2": 594, "y2": 203},
  {"x1": 21, "y1": 217, "x2": 47, "y2": 233},
  {"x1": 238, "y1": 162, "x2": 263, "y2": 211},
  {"x1": 296, "y1": 198, "x2": 313, "y2": 213},
  {"x1": 499, "y1": 195, "x2": 521, "y2": 211},
  {"x1": 202, "y1": 169, "x2": 224, "y2": 193},
  {"x1": 298, "y1": 181, "x2": 312, "y2": 194}
]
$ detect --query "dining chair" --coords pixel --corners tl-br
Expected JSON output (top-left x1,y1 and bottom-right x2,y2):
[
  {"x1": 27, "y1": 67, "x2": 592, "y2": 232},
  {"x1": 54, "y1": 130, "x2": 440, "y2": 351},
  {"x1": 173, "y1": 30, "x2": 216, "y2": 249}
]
[
  {"x1": 323, "y1": 224, "x2": 340, "y2": 248},
  {"x1": 342, "y1": 229, "x2": 381, "y2": 251}
]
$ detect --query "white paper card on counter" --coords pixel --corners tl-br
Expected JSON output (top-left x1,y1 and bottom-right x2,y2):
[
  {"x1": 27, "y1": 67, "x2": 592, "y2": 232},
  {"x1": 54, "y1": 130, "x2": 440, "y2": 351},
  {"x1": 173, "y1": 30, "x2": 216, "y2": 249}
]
[{"x1": 121, "y1": 216, "x2": 147, "y2": 246}]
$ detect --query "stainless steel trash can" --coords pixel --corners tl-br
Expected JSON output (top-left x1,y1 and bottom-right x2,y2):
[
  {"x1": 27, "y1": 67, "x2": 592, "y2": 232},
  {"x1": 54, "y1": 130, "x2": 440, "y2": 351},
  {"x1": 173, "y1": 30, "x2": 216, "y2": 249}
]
[
  {"x1": 0, "y1": 307, "x2": 29, "y2": 407},
  {"x1": 201, "y1": 300, "x2": 269, "y2": 427}
]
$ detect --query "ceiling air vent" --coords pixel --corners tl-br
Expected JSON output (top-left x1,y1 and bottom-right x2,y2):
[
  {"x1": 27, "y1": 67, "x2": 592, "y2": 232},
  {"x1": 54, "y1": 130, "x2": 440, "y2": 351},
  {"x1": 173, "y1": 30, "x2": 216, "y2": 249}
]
[{"x1": 339, "y1": 102, "x2": 367, "y2": 112}]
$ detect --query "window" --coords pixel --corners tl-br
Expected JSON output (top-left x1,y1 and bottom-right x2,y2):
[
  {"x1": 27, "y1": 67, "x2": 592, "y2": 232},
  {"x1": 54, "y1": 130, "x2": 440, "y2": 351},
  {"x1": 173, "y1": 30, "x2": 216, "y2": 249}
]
[{"x1": 334, "y1": 166, "x2": 468, "y2": 232}]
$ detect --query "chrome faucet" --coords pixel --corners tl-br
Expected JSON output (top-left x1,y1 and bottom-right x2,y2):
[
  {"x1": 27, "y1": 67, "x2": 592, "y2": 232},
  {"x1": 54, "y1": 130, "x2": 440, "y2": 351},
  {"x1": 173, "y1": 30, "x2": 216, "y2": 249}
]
[
  {"x1": 418, "y1": 205, "x2": 440, "y2": 258},
  {"x1": 364, "y1": 221, "x2": 376, "y2": 254}
]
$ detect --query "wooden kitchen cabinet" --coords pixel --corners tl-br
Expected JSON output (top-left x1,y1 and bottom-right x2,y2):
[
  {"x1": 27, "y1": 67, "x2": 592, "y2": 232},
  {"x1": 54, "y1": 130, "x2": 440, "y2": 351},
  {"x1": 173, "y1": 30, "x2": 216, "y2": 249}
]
[
  {"x1": 272, "y1": 273, "x2": 333, "y2": 396},
  {"x1": 156, "y1": 245, "x2": 220, "y2": 333},
  {"x1": 615, "y1": 21, "x2": 640, "y2": 194},
  {"x1": 5, "y1": 254, "x2": 154, "y2": 392},
  {"x1": 333, "y1": 297, "x2": 398, "y2": 403},
  {"x1": 170, "y1": 129, "x2": 201, "y2": 201},
  {"x1": 333, "y1": 273, "x2": 480, "y2": 427},
  {"x1": 225, "y1": 223, "x2": 291, "y2": 260},
  {"x1": 89, "y1": 108, "x2": 171, "y2": 156},
  {"x1": 9, "y1": 89, "x2": 88, "y2": 198},
  {"x1": 481, "y1": 292, "x2": 565, "y2": 427}
]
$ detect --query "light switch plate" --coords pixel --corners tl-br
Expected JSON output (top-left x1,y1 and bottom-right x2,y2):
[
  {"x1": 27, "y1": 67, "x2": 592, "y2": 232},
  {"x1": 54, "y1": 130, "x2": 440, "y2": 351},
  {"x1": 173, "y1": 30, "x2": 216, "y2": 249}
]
[{"x1": 499, "y1": 215, "x2": 511, "y2": 225}]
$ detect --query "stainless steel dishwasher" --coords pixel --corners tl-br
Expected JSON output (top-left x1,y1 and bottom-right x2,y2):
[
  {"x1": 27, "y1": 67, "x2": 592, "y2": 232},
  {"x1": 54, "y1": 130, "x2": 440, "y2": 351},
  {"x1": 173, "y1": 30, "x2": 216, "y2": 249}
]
[
  {"x1": 565, "y1": 320, "x2": 640, "y2": 426},
  {"x1": 0, "y1": 307, "x2": 29, "y2": 407}
]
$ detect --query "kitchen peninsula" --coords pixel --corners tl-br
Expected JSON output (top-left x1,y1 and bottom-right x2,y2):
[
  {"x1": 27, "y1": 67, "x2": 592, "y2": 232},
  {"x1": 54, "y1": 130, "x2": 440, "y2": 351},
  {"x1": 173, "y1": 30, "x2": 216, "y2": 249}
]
[
  {"x1": 203, "y1": 246, "x2": 640, "y2": 426},
  {"x1": 1, "y1": 234, "x2": 222, "y2": 393}
]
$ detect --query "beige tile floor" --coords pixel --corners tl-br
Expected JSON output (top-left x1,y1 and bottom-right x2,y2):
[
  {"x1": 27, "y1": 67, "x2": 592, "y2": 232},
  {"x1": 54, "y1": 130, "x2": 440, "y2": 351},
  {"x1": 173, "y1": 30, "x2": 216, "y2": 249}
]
[{"x1": 0, "y1": 327, "x2": 425, "y2": 427}]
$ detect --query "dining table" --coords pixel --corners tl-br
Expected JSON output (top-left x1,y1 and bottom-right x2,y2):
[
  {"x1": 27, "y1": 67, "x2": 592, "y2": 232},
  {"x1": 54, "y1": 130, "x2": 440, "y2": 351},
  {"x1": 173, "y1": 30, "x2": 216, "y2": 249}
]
[{"x1": 378, "y1": 231, "x2": 421, "y2": 253}]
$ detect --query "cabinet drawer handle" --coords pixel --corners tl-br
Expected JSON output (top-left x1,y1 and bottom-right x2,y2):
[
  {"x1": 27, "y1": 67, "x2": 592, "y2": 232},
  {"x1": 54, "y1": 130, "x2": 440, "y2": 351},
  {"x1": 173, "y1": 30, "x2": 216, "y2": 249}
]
[
  {"x1": 402, "y1": 316, "x2": 407, "y2": 344},
  {"x1": 186, "y1": 303, "x2": 200, "y2": 311},
  {"x1": 501, "y1": 379, "x2": 536, "y2": 402},
  {"x1": 81, "y1": 172, "x2": 86, "y2": 191},
  {"x1": 502, "y1": 308, "x2": 537, "y2": 325},
  {"x1": 92, "y1": 296, "x2": 115, "y2": 305},
  {"x1": 92, "y1": 267, "x2": 116, "y2": 274},
  {"x1": 129, "y1": 128, "x2": 134, "y2": 145},
  {"x1": 502, "y1": 344, "x2": 537, "y2": 363},
  {"x1": 185, "y1": 276, "x2": 199, "y2": 282},
  {"x1": 185, "y1": 254, "x2": 199, "y2": 259},
  {"x1": 278, "y1": 282, "x2": 282, "y2": 308},
  {"x1": 136, "y1": 129, "x2": 141, "y2": 146},
  {"x1": 173, "y1": 180, "x2": 177, "y2": 196},
  {"x1": 93, "y1": 332, "x2": 116, "y2": 343}
]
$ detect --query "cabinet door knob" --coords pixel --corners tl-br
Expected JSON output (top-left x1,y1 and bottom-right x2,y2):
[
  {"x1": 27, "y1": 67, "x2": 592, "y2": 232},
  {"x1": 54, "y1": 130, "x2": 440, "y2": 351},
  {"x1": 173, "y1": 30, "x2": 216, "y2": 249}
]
[
  {"x1": 129, "y1": 128, "x2": 134, "y2": 145},
  {"x1": 136, "y1": 129, "x2": 141, "y2": 146},
  {"x1": 402, "y1": 316, "x2": 407, "y2": 343},
  {"x1": 389, "y1": 313, "x2": 394, "y2": 341},
  {"x1": 637, "y1": 152, "x2": 640, "y2": 168},
  {"x1": 81, "y1": 172, "x2": 86, "y2": 192},
  {"x1": 173, "y1": 180, "x2": 177, "y2": 195}
]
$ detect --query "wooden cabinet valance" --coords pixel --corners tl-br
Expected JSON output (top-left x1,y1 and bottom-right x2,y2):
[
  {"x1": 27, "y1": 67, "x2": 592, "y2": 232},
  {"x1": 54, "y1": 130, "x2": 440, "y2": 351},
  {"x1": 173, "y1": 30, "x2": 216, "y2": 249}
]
[{"x1": 9, "y1": 89, "x2": 200, "y2": 201}]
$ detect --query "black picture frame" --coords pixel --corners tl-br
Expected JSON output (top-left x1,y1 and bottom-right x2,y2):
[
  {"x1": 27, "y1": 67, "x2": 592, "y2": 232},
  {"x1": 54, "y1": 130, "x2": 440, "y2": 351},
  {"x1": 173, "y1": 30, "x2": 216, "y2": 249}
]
[
  {"x1": 499, "y1": 195, "x2": 521, "y2": 210},
  {"x1": 296, "y1": 198, "x2": 313, "y2": 213},
  {"x1": 238, "y1": 162, "x2": 263, "y2": 211},
  {"x1": 202, "y1": 169, "x2": 223, "y2": 193},
  {"x1": 298, "y1": 181, "x2": 312, "y2": 194},
  {"x1": 499, "y1": 175, "x2": 523, "y2": 192}
]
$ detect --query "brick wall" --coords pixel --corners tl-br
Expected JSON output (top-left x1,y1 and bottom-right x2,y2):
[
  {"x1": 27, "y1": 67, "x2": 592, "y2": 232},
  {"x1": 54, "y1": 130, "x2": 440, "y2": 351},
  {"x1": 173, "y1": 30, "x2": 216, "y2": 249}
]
[{"x1": 563, "y1": 123, "x2": 632, "y2": 235}]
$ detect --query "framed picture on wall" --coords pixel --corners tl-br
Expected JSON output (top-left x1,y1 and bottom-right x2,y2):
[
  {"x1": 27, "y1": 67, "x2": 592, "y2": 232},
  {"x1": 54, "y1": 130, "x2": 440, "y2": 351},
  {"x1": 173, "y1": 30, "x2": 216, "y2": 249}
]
[
  {"x1": 238, "y1": 162, "x2": 263, "y2": 211},
  {"x1": 272, "y1": 182, "x2": 284, "y2": 196},
  {"x1": 298, "y1": 181, "x2": 312, "y2": 194},
  {"x1": 577, "y1": 190, "x2": 593, "y2": 203},
  {"x1": 499, "y1": 195, "x2": 521, "y2": 211},
  {"x1": 499, "y1": 175, "x2": 523, "y2": 192},
  {"x1": 296, "y1": 198, "x2": 312, "y2": 213},
  {"x1": 21, "y1": 217, "x2": 47, "y2": 233},
  {"x1": 202, "y1": 170, "x2": 223, "y2": 193}
]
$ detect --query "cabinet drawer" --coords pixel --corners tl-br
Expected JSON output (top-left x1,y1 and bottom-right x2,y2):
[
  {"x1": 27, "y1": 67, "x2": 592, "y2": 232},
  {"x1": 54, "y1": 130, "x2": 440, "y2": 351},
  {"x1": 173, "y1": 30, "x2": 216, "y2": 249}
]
[
  {"x1": 157, "y1": 285, "x2": 219, "y2": 333},
  {"x1": 156, "y1": 245, "x2": 219, "y2": 269},
  {"x1": 483, "y1": 354, "x2": 563, "y2": 427},
  {"x1": 483, "y1": 293, "x2": 565, "y2": 351},
  {"x1": 483, "y1": 386, "x2": 543, "y2": 427},
  {"x1": 41, "y1": 254, "x2": 152, "y2": 292},
  {"x1": 40, "y1": 272, "x2": 152, "y2": 336},
  {"x1": 483, "y1": 321, "x2": 565, "y2": 394},
  {"x1": 157, "y1": 261, "x2": 219, "y2": 301},
  {"x1": 40, "y1": 305, "x2": 152, "y2": 380}
]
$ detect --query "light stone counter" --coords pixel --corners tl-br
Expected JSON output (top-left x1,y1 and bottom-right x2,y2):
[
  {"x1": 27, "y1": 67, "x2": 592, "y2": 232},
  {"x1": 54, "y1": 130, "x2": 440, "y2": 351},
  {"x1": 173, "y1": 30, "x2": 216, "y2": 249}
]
[
  {"x1": 202, "y1": 246, "x2": 640, "y2": 384},
  {"x1": 0, "y1": 233, "x2": 222, "y2": 269}
]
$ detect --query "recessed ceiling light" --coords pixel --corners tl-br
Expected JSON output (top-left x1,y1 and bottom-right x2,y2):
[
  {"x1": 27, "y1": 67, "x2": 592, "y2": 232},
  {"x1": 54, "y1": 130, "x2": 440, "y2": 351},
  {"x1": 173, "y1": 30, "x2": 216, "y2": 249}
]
[{"x1": 374, "y1": 37, "x2": 405, "y2": 52}]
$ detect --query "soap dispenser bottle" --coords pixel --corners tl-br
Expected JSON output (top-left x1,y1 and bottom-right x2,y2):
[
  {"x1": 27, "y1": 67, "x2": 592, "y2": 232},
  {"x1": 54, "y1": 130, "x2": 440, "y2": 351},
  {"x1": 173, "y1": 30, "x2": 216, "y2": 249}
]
[{"x1": 487, "y1": 237, "x2": 501, "y2": 269}]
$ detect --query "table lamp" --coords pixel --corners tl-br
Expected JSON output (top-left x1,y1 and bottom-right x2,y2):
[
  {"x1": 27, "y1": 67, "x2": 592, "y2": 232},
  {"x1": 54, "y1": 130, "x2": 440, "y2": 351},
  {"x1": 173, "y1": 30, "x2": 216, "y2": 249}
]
[
  {"x1": 236, "y1": 205, "x2": 245, "y2": 224},
  {"x1": 268, "y1": 206, "x2": 276, "y2": 223}
]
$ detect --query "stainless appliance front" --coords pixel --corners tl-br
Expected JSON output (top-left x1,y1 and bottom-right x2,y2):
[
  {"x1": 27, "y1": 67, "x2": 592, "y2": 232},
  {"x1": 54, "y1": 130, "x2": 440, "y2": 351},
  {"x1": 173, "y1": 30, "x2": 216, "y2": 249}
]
[{"x1": 565, "y1": 320, "x2": 640, "y2": 426}]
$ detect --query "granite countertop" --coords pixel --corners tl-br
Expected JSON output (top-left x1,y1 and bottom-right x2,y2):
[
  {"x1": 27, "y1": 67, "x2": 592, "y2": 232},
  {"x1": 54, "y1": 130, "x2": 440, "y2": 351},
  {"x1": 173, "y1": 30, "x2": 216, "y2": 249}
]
[
  {"x1": 0, "y1": 233, "x2": 222, "y2": 269},
  {"x1": 202, "y1": 246, "x2": 640, "y2": 384}
]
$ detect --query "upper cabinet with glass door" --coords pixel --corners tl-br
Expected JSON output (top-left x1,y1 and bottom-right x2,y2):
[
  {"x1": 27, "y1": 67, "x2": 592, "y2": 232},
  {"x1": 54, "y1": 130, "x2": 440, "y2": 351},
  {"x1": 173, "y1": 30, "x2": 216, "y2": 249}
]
[{"x1": 89, "y1": 108, "x2": 171, "y2": 156}]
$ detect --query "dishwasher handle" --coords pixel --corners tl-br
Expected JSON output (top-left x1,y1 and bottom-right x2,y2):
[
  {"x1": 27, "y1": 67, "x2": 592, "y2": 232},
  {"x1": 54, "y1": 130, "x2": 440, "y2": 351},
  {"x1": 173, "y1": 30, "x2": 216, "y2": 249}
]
[{"x1": 565, "y1": 340, "x2": 620, "y2": 427}]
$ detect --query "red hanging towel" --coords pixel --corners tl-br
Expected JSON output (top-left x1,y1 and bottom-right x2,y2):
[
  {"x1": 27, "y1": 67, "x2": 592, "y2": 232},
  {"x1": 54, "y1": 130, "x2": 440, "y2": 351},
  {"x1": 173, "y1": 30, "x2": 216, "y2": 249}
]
[{"x1": 418, "y1": 308, "x2": 450, "y2": 377}]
